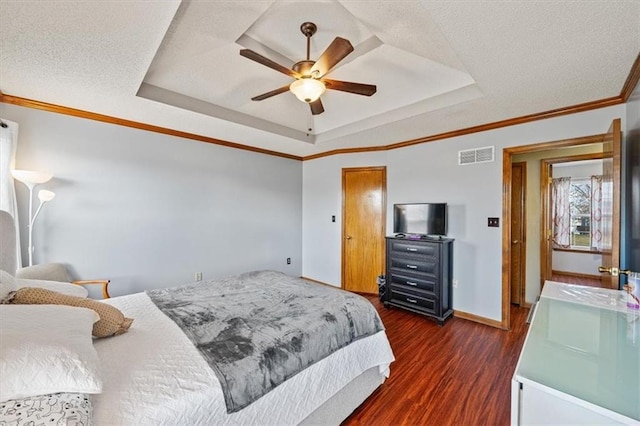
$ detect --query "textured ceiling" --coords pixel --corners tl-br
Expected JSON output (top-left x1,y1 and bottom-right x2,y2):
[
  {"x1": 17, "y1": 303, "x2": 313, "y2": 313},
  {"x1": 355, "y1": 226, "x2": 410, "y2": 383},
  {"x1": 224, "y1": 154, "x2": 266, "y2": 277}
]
[
  {"x1": 1, "y1": 0, "x2": 639, "y2": 157},
  {"x1": 139, "y1": 1, "x2": 478, "y2": 143}
]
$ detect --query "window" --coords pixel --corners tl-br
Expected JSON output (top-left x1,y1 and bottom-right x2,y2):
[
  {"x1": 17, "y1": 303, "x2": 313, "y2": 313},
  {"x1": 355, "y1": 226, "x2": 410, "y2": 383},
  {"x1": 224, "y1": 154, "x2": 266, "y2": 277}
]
[
  {"x1": 569, "y1": 178, "x2": 591, "y2": 249},
  {"x1": 552, "y1": 174, "x2": 602, "y2": 252}
]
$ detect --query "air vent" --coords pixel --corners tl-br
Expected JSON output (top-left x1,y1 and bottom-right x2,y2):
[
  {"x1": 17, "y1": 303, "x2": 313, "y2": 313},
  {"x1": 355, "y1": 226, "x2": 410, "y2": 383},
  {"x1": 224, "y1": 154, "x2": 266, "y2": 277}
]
[{"x1": 458, "y1": 146, "x2": 495, "y2": 165}]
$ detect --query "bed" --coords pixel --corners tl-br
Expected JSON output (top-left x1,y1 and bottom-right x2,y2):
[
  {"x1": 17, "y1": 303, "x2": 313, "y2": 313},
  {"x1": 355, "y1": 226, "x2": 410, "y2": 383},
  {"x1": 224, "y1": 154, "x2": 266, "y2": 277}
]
[{"x1": 0, "y1": 270, "x2": 395, "y2": 425}]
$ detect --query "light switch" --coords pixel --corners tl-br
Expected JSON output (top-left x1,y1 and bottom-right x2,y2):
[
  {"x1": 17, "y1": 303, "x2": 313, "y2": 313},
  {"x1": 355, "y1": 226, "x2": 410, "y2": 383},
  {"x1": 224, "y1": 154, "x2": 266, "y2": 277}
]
[{"x1": 488, "y1": 217, "x2": 500, "y2": 227}]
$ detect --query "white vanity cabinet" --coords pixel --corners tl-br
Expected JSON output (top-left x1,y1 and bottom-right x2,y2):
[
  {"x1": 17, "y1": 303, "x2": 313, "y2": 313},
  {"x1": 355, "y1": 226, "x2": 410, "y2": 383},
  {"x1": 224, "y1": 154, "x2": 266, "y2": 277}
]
[{"x1": 511, "y1": 282, "x2": 640, "y2": 425}]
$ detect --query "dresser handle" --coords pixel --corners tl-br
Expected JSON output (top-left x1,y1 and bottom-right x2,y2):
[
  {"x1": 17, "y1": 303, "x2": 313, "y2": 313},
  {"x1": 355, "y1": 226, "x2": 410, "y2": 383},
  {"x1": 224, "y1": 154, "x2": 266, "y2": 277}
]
[
  {"x1": 406, "y1": 281, "x2": 418, "y2": 286},
  {"x1": 406, "y1": 265, "x2": 418, "y2": 269},
  {"x1": 407, "y1": 248, "x2": 418, "y2": 252},
  {"x1": 407, "y1": 298, "x2": 417, "y2": 303}
]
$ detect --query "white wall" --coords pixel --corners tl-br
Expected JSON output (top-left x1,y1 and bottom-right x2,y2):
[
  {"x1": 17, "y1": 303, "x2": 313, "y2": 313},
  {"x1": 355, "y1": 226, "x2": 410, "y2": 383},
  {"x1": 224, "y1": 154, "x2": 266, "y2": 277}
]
[
  {"x1": 553, "y1": 161, "x2": 602, "y2": 179},
  {"x1": 1, "y1": 99, "x2": 630, "y2": 319},
  {"x1": 302, "y1": 152, "x2": 387, "y2": 286},
  {"x1": 2, "y1": 103, "x2": 302, "y2": 297},
  {"x1": 303, "y1": 105, "x2": 626, "y2": 322}
]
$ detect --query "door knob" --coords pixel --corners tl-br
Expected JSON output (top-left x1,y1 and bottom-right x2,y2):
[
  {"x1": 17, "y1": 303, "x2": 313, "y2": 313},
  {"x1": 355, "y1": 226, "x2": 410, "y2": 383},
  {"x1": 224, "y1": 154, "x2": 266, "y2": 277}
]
[
  {"x1": 598, "y1": 266, "x2": 631, "y2": 276},
  {"x1": 345, "y1": 236, "x2": 352, "y2": 240},
  {"x1": 512, "y1": 240, "x2": 519, "y2": 244}
]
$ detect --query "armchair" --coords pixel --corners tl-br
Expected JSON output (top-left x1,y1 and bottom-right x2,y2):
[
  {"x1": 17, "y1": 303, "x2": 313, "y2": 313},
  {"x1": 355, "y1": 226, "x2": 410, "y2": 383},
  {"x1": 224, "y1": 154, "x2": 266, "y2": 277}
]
[{"x1": 0, "y1": 210, "x2": 110, "y2": 298}]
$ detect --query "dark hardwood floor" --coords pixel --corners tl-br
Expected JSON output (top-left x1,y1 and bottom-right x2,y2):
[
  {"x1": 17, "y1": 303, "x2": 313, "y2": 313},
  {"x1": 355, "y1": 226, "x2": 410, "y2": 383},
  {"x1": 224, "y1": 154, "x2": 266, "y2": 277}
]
[{"x1": 343, "y1": 296, "x2": 530, "y2": 426}]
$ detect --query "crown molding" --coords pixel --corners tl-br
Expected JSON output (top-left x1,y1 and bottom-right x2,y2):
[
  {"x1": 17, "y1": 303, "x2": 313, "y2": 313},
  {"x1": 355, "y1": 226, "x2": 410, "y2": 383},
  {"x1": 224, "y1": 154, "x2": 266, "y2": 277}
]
[
  {"x1": 303, "y1": 96, "x2": 623, "y2": 160},
  {"x1": 0, "y1": 92, "x2": 302, "y2": 161},
  {"x1": 620, "y1": 52, "x2": 640, "y2": 103},
  {"x1": 3, "y1": 49, "x2": 638, "y2": 162}
]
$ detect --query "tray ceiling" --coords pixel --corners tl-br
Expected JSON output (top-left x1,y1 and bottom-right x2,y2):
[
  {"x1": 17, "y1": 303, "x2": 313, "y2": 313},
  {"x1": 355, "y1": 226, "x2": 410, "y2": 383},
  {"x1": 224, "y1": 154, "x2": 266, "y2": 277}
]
[{"x1": 1, "y1": 1, "x2": 638, "y2": 157}]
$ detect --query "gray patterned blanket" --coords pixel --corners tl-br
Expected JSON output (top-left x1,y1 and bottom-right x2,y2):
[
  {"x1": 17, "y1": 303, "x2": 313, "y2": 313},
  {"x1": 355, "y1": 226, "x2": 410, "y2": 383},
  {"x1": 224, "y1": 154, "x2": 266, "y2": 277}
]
[{"x1": 146, "y1": 270, "x2": 384, "y2": 413}]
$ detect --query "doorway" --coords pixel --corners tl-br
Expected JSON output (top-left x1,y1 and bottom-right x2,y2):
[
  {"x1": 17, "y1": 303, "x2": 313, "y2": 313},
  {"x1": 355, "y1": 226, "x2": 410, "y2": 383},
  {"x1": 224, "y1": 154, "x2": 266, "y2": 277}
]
[
  {"x1": 540, "y1": 154, "x2": 605, "y2": 288},
  {"x1": 341, "y1": 167, "x2": 386, "y2": 294},
  {"x1": 501, "y1": 119, "x2": 622, "y2": 329}
]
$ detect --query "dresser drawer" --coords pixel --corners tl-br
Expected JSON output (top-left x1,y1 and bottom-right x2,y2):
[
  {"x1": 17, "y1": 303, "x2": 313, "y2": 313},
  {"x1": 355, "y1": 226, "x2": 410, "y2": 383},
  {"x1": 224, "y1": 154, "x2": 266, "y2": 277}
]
[
  {"x1": 389, "y1": 257, "x2": 438, "y2": 275},
  {"x1": 389, "y1": 241, "x2": 439, "y2": 257},
  {"x1": 385, "y1": 236, "x2": 453, "y2": 325},
  {"x1": 389, "y1": 273, "x2": 436, "y2": 294},
  {"x1": 389, "y1": 289, "x2": 437, "y2": 313}
]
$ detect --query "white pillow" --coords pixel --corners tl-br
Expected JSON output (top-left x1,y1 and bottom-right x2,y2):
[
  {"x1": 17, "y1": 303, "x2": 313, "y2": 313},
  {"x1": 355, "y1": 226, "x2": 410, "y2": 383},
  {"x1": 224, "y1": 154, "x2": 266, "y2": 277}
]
[
  {"x1": 0, "y1": 270, "x2": 17, "y2": 302},
  {"x1": 0, "y1": 304, "x2": 103, "y2": 402},
  {"x1": 15, "y1": 278, "x2": 89, "y2": 298}
]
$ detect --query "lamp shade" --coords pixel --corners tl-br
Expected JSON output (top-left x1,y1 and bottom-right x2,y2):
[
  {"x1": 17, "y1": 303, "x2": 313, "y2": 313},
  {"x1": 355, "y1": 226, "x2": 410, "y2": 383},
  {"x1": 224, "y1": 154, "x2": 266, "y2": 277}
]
[
  {"x1": 289, "y1": 78, "x2": 326, "y2": 103},
  {"x1": 37, "y1": 189, "x2": 56, "y2": 202},
  {"x1": 12, "y1": 170, "x2": 53, "y2": 187}
]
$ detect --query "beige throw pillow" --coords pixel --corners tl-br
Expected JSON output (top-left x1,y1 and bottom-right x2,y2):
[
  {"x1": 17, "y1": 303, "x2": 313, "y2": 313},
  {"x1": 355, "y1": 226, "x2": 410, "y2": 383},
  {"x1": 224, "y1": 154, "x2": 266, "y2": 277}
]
[
  {"x1": 9, "y1": 287, "x2": 133, "y2": 338},
  {"x1": 0, "y1": 270, "x2": 17, "y2": 302}
]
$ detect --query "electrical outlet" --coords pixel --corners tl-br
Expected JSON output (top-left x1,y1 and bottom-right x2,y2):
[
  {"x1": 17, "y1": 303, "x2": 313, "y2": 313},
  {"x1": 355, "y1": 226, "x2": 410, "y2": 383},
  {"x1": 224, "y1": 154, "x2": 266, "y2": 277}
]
[
  {"x1": 332, "y1": 215, "x2": 336, "y2": 223},
  {"x1": 488, "y1": 217, "x2": 500, "y2": 227},
  {"x1": 453, "y1": 279, "x2": 458, "y2": 288},
  {"x1": 195, "y1": 272, "x2": 202, "y2": 281},
  {"x1": 286, "y1": 258, "x2": 291, "y2": 265}
]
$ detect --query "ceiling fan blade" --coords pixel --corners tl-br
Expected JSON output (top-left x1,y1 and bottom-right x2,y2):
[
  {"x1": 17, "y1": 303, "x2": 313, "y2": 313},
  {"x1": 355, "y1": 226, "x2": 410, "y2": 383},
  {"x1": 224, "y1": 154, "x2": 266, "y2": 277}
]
[
  {"x1": 310, "y1": 37, "x2": 354, "y2": 78},
  {"x1": 251, "y1": 85, "x2": 291, "y2": 101},
  {"x1": 323, "y1": 79, "x2": 377, "y2": 96},
  {"x1": 240, "y1": 49, "x2": 300, "y2": 79},
  {"x1": 309, "y1": 98, "x2": 324, "y2": 115}
]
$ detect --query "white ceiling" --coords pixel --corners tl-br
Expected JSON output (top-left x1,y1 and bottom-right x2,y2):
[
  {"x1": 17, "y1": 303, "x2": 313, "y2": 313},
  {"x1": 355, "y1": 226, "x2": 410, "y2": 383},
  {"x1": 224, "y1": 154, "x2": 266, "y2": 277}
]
[{"x1": 1, "y1": 1, "x2": 639, "y2": 158}]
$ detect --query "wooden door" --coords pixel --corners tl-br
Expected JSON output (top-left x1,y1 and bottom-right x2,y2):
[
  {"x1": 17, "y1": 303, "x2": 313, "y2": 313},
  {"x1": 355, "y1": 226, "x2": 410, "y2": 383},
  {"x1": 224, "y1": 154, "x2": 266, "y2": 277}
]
[
  {"x1": 599, "y1": 118, "x2": 622, "y2": 288},
  {"x1": 510, "y1": 162, "x2": 527, "y2": 305},
  {"x1": 342, "y1": 167, "x2": 386, "y2": 294}
]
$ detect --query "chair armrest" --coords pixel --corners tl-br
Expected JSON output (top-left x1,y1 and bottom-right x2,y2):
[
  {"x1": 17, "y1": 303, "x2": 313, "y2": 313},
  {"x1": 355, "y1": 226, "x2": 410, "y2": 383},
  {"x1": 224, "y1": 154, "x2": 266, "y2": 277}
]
[{"x1": 72, "y1": 280, "x2": 111, "y2": 299}]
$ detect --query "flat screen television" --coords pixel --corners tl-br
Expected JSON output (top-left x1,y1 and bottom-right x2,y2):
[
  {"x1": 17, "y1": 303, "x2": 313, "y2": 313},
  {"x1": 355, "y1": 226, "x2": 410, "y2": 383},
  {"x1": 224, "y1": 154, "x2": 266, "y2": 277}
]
[{"x1": 393, "y1": 203, "x2": 447, "y2": 236}]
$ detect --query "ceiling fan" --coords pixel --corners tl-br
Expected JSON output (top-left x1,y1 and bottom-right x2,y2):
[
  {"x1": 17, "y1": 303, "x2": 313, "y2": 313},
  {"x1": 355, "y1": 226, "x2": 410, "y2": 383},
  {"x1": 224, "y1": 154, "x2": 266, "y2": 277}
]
[{"x1": 239, "y1": 22, "x2": 376, "y2": 115}]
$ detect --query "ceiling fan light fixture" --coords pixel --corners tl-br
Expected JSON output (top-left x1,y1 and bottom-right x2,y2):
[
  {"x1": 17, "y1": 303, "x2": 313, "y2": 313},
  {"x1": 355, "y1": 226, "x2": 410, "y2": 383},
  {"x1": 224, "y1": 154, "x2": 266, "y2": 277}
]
[
  {"x1": 241, "y1": 21, "x2": 372, "y2": 114},
  {"x1": 290, "y1": 77, "x2": 326, "y2": 103}
]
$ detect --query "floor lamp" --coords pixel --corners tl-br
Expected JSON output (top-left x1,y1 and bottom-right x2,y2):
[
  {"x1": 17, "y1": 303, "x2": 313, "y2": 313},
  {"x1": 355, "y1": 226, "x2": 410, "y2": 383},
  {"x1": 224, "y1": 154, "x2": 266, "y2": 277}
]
[{"x1": 11, "y1": 170, "x2": 55, "y2": 267}]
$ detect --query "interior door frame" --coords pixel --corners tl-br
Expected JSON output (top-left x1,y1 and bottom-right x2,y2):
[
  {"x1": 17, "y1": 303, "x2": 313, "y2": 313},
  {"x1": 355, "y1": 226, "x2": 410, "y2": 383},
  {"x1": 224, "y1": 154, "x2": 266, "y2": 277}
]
[
  {"x1": 502, "y1": 133, "x2": 606, "y2": 329},
  {"x1": 341, "y1": 166, "x2": 387, "y2": 293},
  {"x1": 540, "y1": 152, "x2": 605, "y2": 287}
]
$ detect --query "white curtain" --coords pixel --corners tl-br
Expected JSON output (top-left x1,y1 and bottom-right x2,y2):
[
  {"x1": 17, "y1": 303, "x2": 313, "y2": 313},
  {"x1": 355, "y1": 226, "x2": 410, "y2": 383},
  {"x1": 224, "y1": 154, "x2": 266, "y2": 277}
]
[
  {"x1": 0, "y1": 119, "x2": 22, "y2": 267},
  {"x1": 590, "y1": 175, "x2": 604, "y2": 251},
  {"x1": 552, "y1": 177, "x2": 572, "y2": 248}
]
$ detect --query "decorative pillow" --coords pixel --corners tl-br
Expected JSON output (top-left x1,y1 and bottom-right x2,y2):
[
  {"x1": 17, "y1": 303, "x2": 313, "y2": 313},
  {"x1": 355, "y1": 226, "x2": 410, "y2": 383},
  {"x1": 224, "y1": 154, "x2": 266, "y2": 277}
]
[
  {"x1": 0, "y1": 393, "x2": 92, "y2": 425},
  {"x1": 0, "y1": 304, "x2": 103, "y2": 402},
  {"x1": 0, "y1": 270, "x2": 17, "y2": 302},
  {"x1": 16, "y1": 278, "x2": 89, "y2": 298},
  {"x1": 9, "y1": 287, "x2": 133, "y2": 338}
]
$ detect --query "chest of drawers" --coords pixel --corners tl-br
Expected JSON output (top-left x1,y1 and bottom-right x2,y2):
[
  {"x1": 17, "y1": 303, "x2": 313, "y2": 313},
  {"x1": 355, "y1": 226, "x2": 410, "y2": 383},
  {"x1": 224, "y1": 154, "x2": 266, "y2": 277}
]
[{"x1": 384, "y1": 236, "x2": 454, "y2": 325}]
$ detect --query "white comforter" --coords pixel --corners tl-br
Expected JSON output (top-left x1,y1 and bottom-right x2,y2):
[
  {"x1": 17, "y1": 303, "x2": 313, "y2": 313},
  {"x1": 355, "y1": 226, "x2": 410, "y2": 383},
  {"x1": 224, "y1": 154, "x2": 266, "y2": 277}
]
[{"x1": 93, "y1": 292, "x2": 394, "y2": 425}]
